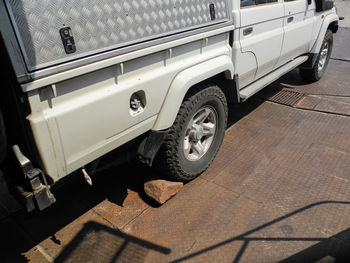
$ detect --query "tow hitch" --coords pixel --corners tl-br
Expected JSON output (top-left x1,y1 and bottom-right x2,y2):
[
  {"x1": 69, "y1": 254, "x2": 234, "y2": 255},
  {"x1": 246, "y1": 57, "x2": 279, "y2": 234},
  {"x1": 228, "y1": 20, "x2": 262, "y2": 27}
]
[{"x1": 12, "y1": 145, "x2": 56, "y2": 212}]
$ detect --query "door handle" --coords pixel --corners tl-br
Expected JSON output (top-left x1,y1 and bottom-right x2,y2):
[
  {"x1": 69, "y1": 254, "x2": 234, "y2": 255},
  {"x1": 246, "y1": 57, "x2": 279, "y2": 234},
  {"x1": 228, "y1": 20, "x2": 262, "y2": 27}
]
[
  {"x1": 243, "y1": 27, "x2": 253, "y2": 36},
  {"x1": 287, "y1": 16, "x2": 294, "y2": 23}
]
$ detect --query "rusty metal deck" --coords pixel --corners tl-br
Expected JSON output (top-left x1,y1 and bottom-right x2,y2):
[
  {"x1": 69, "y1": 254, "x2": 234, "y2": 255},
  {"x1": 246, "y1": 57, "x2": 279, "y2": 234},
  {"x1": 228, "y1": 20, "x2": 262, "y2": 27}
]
[{"x1": 2, "y1": 30, "x2": 350, "y2": 263}]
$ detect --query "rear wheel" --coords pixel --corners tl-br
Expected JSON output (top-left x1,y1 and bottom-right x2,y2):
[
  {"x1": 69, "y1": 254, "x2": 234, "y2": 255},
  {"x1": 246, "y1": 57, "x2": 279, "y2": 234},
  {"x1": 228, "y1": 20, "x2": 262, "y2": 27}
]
[
  {"x1": 154, "y1": 83, "x2": 228, "y2": 181},
  {"x1": 0, "y1": 110, "x2": 6, "y2": 164},
  {"x1": 300, "y1": 29, "x2": 333, "y2": 82}
]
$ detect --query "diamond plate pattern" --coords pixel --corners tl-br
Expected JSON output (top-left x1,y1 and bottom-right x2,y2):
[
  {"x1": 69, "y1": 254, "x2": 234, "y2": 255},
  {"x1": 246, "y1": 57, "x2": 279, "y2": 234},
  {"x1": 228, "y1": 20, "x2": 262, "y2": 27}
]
[{"x1": 6, "y1": 0, "x2": 229, "y2": 70}]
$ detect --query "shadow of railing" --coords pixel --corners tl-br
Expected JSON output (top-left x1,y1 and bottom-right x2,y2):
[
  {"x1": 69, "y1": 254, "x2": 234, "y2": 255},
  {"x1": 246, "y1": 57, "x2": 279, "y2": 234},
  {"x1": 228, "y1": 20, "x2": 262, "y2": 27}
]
[
  {"x1": 170, "y1": 201, "x2": 350, "y2": 263},
  {"x1": 54, "y1": 221, "x2": 170, "y2": 263},
  {"x1": 279, "y1": 227, "x2": 350, "y2": 263}
]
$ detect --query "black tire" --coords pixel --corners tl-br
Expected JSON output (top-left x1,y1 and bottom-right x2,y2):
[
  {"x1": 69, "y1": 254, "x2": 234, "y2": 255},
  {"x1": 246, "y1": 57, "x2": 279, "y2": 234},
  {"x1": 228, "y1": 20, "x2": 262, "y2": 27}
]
[
  {"x1": 154, "y1": 83, "x2": 228, "y2": 181},
  {"x1": 0, "y1": 110, "x2": 6, "y2": 164},
  {"x1": 300, "y1": 29, "x2": 333, "y2": 82}
]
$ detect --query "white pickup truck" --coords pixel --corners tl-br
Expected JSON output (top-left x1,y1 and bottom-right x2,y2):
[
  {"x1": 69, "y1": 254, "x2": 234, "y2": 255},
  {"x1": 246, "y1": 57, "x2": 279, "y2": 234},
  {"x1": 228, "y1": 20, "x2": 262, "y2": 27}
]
[{"x1": 0, "y1": 0, "x2": 339, "y2": 211}]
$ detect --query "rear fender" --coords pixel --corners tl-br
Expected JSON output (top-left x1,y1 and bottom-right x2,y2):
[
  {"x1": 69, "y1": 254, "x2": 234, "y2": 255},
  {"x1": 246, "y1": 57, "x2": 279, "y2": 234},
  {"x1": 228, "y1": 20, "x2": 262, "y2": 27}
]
[{"x1": 152, "y1": 55, "x2": 234, "y2": 131}]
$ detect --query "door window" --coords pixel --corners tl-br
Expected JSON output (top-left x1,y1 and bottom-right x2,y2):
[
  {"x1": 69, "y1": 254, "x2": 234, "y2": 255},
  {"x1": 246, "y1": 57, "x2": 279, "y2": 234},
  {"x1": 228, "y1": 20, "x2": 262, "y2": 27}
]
[{"x1": 241, "y1": 0, "x2": 278, "y2": 8}]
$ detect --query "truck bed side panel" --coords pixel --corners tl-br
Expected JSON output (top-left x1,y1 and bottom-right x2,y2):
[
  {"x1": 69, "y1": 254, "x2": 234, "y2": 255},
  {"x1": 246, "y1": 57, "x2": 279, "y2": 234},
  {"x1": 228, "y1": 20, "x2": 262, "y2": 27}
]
[
  {"x1": 26, "y1": 33, "x2": 231, "y2": 182},
  {"x1": 5, "y1": 0, "x2": 230, "y2": 72}
]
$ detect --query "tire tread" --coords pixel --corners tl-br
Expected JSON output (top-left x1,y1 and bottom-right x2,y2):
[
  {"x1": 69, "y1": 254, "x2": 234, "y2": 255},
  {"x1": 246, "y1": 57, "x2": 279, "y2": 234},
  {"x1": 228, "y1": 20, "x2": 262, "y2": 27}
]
[{"x1": 154, "y1": 83, "x2": 227, "y2": 181}]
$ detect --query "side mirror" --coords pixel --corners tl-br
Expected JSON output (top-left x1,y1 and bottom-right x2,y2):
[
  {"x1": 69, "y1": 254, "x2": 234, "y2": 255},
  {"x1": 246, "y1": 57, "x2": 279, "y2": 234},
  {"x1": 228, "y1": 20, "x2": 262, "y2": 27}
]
[
  {"x1": 324, "y1": 0, "x2": 334, "y2": 10},
  {"x1": 308, "y1": 0, "x2": 312, "y2": 5},
  {"x1": 315, "y1": 0, "x2": 334, "y2": 11}
]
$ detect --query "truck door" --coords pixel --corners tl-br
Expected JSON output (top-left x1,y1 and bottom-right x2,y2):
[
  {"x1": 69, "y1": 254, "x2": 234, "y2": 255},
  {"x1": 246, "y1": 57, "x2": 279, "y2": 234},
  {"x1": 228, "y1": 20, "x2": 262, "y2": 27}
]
[
  {"x1": 275, "y1": 0, "x2": 314, "y2": 67},
  {"x1": 239, "y1": 0, "x2": 284, "y2": 82}
]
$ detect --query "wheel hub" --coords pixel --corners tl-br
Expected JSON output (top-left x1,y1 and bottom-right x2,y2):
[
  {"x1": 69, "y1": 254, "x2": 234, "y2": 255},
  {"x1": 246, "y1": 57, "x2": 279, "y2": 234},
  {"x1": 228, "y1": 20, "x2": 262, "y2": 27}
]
[
  {"x1": 318, "y1": 42, "x2": 329, "y2": 72},
  {"x1": 189, "y1": 124, "x2": 204, "y2": 141},
  {"x1": 183, "y1": 106, "x2": 217, "y2": 162}
]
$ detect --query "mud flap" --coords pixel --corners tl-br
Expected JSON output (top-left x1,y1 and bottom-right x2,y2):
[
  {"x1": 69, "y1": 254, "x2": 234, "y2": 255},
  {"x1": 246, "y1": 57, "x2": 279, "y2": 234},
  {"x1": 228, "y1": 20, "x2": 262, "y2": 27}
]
[{"x1": 137, "y1": 130, "x2": 169, "y2": 166}]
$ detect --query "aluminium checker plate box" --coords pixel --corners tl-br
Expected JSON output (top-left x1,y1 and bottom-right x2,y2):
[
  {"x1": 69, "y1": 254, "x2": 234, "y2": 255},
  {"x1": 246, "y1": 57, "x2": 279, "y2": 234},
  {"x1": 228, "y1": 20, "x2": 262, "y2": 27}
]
[{"x1": 5, "y1": 0, "x2": 231, "y2": 72}]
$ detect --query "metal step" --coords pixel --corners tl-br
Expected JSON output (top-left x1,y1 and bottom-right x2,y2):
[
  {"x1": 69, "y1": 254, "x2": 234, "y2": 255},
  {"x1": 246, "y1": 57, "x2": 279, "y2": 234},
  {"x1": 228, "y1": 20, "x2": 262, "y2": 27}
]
[{"x1": 239, "y1": 56, "x2": 308, "y2": 102}]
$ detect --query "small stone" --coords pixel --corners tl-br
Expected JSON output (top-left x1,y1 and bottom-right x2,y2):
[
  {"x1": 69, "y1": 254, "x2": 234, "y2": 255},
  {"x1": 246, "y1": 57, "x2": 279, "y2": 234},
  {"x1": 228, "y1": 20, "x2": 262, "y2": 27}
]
[{"x1": 144, "y1": 179, "x2": 183, "y2": 204}]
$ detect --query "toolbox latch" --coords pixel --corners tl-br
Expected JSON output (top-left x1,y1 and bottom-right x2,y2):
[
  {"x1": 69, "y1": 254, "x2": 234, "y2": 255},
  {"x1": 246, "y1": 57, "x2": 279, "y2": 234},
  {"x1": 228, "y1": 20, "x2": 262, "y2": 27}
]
[{"x1": 60, "y1": 27, "x2": 76, "y2": 54}]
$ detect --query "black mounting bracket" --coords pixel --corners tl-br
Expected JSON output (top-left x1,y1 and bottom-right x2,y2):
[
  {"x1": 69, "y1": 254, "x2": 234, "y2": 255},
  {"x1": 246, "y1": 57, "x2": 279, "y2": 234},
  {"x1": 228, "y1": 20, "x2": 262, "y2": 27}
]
[{"x1": 12, "y1": 145, "x2": 56, "y2": 212}]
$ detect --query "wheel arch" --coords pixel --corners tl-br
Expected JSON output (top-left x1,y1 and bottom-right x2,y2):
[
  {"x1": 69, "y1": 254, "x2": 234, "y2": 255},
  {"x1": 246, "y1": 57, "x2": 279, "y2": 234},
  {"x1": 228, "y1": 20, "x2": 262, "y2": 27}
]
[
  {"x1": 311, "y1": 14, "x2": 338, "y2": 54},
  {"x1": 152, "y1": 55, "x2": 235, "y2": 131},
  {"x1": 328, "y1": 20, "x2": 339, "y2": 34}
]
